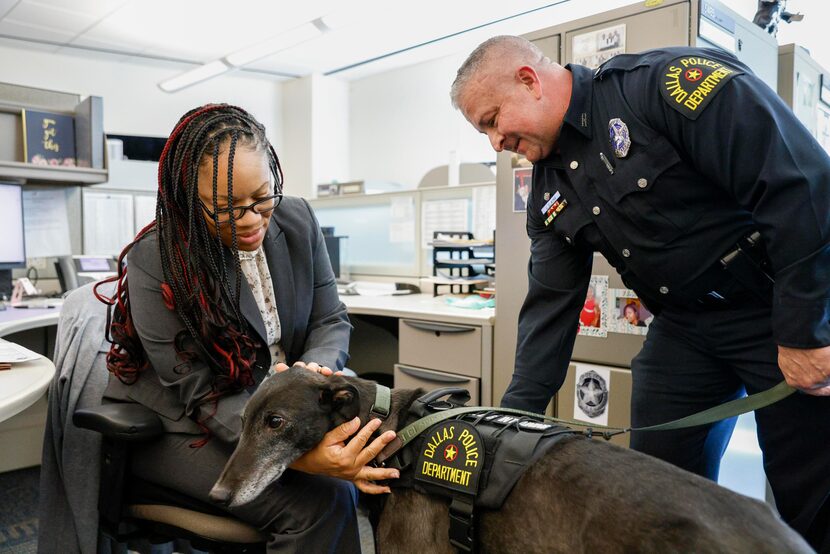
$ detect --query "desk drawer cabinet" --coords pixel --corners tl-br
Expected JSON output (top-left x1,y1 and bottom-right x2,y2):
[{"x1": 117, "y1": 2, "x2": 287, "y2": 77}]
[
  {"x1": 398, "y1": 319, "x2": 481, "y2": 378},
  {"x1": 394, "y1": 364, "x2": 480, "y2": 405}
]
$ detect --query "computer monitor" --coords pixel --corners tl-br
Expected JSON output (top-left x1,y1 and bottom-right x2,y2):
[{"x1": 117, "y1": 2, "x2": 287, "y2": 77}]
[{"x1": 0, "y1": 183, "x2": 25, "y2": 298}]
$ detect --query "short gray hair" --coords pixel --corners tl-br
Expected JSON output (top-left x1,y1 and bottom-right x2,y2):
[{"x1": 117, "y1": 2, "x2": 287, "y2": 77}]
[{"x1": 450, "y1": 35, "x2": 546, "y2": 110}]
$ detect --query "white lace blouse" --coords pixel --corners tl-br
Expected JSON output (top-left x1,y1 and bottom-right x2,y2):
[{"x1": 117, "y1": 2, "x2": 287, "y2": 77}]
[{"x1": 238, "y1": 246, "x2": 285, "y2": 372}]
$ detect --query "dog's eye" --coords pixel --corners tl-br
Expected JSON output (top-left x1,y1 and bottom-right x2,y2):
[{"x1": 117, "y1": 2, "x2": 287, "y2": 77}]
[{"x1": 266, "y1": 415, "x2": 284, "y2": 429}]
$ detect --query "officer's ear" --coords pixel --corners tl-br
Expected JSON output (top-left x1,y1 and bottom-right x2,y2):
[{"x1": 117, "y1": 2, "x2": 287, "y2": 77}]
[{"x1": 516, "y1": 66, "x2": 541, "y2": 98}]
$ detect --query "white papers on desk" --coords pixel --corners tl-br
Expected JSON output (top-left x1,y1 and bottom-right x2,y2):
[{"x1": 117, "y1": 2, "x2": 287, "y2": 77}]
[
  {"x1": 0, "y1": 341, "x2": 41, "y2": 363},
  {"x1": 472, "y1": 186, "x2": 496, "y2": 243},
  {"x1": 339, "y1": 281, "x2": 412, "y2": 296},
  {"x1": 421, "y1": 198, "x2": 468, "y2": 248},
  {"x1": 389, "y1": 196, "x2": 415, "y2": 244},
  {"x1": 134, "y1": 195, "x2": 157, "y2": 231},
  {"x1": 83, "y1": 191, "x2": 134, "y2": 255},
  {"x1": 23, "y1": 189, "x2": 72, "y2": 257}
]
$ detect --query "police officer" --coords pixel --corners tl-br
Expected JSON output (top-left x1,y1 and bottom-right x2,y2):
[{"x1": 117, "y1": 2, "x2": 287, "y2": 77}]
[{"x1": 451, "y1": 36, "x2": 830, "y2": 551}]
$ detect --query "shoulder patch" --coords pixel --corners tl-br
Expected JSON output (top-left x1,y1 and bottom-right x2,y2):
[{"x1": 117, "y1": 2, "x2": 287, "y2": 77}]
[{"x1": 660, "y1": 55, "x2": 743, "y2": 120}]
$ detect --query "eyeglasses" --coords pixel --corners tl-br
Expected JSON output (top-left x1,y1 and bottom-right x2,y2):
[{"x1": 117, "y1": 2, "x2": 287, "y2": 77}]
[{"x1": 200, "y1": 193, "x2": 283, "y2": 222}]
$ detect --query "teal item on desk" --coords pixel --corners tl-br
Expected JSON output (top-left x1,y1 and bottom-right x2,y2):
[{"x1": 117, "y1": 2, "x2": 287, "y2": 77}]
[{"x1": 444, "y1": 296, "x2": 495, "y2": 310}]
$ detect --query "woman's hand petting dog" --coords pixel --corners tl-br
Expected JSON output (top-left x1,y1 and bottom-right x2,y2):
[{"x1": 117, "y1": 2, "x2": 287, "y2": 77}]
[
  {"x1": 290, "y1": 417, "x2": 399, "y2": 494},
  {"x1": 274, "y1": 361, "x2": 334, "y2": 376}
]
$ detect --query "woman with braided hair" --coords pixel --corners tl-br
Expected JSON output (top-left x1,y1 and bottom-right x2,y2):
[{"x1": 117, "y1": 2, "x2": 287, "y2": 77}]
[{"x1": 98, "y1": 104, "x2": 397, "y2": 552}]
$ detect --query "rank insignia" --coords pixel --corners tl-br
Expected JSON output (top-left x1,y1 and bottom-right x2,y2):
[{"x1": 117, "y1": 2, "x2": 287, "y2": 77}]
[
  {"x1": 660, "y1": 55, "x2": 743, "y2": 120},
  {"x1": 414, "y1": 420, "x2": 484, "y2": 496},
  {"x1": 608, "y1": 118, "x2": 631, "y2": 158}
]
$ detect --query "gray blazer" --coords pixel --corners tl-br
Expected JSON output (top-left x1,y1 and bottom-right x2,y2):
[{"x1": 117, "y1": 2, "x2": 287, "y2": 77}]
[{"x1": 104, "y1": 196, "x2": 351, "y2": 443}]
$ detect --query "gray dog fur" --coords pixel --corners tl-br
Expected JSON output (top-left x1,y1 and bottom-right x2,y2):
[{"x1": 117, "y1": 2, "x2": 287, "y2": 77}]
[{"x1": 210, "y1": 367, "x2": 814, "y2": 554}]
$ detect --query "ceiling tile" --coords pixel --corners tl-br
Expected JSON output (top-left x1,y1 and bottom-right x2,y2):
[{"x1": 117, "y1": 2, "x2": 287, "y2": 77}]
[
  {"x1": 0, "y1": 0, "x2": 17, "y2": 19},
  {"x1": 7, "y1": 1, "x2": 98, "y2": 34},
  {"x1": 81, "y1": 0, "x2": 340, "y2": 65},
  {"x1": 0, "y1": 34, "x2": 60, "y2": 53},
  {"x1": 0, "y1": 18, "x2": 76, "y2": 43},
  {"x1": 33, "y1": 0, "x2": 128, "y2": 18}
]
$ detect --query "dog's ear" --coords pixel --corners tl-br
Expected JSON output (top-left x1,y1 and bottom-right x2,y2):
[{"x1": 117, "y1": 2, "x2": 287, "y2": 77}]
[{"x1": 319, "y1": 384, "x2": 361, "y2": 424}]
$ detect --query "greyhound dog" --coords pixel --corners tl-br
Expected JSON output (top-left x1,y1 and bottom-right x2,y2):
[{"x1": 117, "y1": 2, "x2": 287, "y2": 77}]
[{"x1": 210, "y1": 368, "x2": 813, "y2": 553}]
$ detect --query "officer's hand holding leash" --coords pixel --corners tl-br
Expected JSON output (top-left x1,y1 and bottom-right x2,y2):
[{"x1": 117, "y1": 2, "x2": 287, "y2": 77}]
[{"x1": 778, "y1": 345, "x2": 830, "y2": 396}]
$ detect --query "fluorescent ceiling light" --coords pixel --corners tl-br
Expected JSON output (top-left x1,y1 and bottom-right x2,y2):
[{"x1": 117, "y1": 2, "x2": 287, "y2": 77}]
[
  {"x1": 320, "y1": 10, "x2": 359, "y2": 31},
  {"x1": 224, "y1": 22, "x2": 322, "y2": 67},
  {"x1": 158, "y1": 60, "x2": 230, "y2": 92}
]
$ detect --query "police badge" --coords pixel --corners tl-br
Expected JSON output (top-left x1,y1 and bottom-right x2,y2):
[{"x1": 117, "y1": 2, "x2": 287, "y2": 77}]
[
  {"x1": 576, "y1": 370, "x2": 609, "y2": 419},
  {"x1": 608, "y1": 118, "x2": 631, "y2": 158}
]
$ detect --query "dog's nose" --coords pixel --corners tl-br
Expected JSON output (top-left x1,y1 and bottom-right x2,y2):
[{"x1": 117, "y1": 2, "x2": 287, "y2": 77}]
[{"x1": 209, "y1": 483, "x2": 232, "y2": 505}]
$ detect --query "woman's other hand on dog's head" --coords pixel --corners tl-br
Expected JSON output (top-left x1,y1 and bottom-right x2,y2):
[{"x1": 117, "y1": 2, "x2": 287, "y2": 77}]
[
  {"x1": 290, "y1": 416, "x2": 400, "y2": 494},
  {"x1": 275, "y1": 361, "x2": 334, "y2": 376}
]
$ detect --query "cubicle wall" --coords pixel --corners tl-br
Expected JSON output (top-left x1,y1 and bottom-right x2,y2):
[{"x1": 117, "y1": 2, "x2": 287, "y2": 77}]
[
  {"x1": 778, "y1": 43, "x2": 830, "y2": 155},
  {"x1": 309, "y1": 181, "x2": 496, "y2": 280}
]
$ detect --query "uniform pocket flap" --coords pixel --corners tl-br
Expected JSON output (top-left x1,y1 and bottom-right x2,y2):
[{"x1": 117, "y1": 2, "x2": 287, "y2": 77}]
[{"x1": 606, "y1": 135, "x2": 682, "y2": 202}]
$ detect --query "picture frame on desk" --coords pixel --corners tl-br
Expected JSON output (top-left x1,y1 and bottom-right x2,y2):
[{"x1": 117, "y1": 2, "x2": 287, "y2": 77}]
[
  {"x1": 338, "y1": 181, "x2": 365, "y2": 195},
  {"x1": 21, "y1": 109, "x2": 77, "y2": 167}
]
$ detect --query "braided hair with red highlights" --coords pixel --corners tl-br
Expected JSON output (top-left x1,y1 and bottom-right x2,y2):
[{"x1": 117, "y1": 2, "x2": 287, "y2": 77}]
[{"x1": 95, "y1": 104, "x2": 284, "y2": 441}]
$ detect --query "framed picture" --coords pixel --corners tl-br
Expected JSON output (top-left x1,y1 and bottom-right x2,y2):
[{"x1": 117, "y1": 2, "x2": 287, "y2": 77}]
[
  {"x1": 577, "y1": 275, "x2": 608, "y2": 338},
  {"x1": 22, "y1": 109, "x2": 76, "y2": 167},
  {"x1": 608, "y1": 288, "x2": 653, "y2": 336},
  {"x1": 513, "y1": 167, "x2": 532, "y2": 213}
]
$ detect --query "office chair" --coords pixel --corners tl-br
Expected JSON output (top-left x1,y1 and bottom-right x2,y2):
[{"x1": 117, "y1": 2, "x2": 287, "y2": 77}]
[
  {"x1": 74, "y1": 402, "x2": 267, "y2": 553},
  {"x1": 55, "y1": 282, "x2": 267, "y2": 553}
]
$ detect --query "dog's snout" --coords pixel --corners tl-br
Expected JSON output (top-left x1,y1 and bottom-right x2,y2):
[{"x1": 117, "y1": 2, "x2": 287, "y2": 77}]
[{"x1": 209, "y1": 483, "x2": 232, "y2": 505}]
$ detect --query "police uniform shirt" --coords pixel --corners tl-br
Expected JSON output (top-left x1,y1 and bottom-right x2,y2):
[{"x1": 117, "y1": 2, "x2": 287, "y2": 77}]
[{"x1": 503, "y1": 46, "x2": 830, "y2": 412}]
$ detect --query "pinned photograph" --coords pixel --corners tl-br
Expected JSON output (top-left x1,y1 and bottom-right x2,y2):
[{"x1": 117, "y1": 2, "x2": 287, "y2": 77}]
[
  {"x1": 573, "y1": 365, "x2": 611, "y2": 426},
  {"x1": 608, "y1": 288, "x2": 653, "y2": 336},
  {"x1": 577, "y1": 275, "x2": 608, "y2": 338},
  {"x1": 513, "y1": 167, "x2": 532, "y2": 212},
  {"x1": 572, "y1": 24, "x2": 626, "y2": 68}
]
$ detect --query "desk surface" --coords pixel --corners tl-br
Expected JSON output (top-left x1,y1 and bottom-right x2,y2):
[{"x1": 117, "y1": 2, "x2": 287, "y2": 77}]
[
  {"x1": 341, "y1": 293, "x2": 494, "y2": 326},
  {"x1": 0, "y1": 293, "x2": 495, "y2": 337},
  {"x1": 0, "y1": 306, "x2": 62, "y2": 338},
  {"x1": 0, "y1": 338, "x2": 55, "y2": 422}
]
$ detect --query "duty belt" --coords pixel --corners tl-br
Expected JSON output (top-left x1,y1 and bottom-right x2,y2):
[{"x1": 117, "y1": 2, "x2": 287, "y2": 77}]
[{"x1": 694, "y1": 230, "x2": 774, "y2": 308}]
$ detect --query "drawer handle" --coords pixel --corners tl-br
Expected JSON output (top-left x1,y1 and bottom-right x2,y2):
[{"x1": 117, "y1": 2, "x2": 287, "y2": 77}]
[
  {"x1": 399, "y1": 366, "x2": 471, "y2": 384},
  {"x1": 403, "y1": 320, "x2": 475, "y2": 334}
]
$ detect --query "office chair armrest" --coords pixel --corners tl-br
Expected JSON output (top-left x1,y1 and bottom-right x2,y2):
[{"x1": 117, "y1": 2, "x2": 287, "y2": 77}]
[{"x1": 74, "y1": 403, "x2": 164, "y2": 441}]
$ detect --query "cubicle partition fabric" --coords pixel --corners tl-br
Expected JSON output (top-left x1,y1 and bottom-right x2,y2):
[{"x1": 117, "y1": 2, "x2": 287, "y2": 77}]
[{"x1": 309, "y1": 182, "x2": 495, "y2": 278}]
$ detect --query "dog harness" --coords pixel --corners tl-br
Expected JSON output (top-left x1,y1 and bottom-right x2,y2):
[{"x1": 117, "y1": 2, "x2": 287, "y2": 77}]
[
  {"x1": 372, "y1": 381, "x2": 796, "y2": 552},
  {"x1": 381, "y1": 388, "x2": 582, "y2": 552}
]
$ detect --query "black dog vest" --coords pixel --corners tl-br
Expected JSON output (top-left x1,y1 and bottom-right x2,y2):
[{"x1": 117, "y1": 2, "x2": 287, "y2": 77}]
[{"x1": 388, "y1": 389, "x2": 580, "y2": 552}]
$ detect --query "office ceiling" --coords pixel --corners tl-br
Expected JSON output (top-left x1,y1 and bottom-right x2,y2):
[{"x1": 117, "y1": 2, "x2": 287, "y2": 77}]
[
  {"x1": 0, "y1": 1, "x2": 823, "y2": 84},
  {"x1": 0, "y1": 0, "x2": 636, "y2": 82}
]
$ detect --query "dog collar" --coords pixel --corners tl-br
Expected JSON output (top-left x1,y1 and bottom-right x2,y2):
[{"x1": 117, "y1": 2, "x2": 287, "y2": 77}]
[{"x1": 370, "y1": 384, "x2": 391, "y2": 420}]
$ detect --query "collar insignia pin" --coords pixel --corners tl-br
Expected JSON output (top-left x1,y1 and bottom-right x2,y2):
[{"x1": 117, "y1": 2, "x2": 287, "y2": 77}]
[{"x1": 608, "y1": 118, "x2": 631, "y2": 158}]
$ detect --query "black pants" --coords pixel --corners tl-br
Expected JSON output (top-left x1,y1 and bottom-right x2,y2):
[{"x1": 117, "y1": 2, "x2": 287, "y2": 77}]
[
  {"x1": 629, "y1": 303, "x2": 830, "y2": 553},
  {"x1": 131, "y1": 433, "x2": 361, "y2": 554}
]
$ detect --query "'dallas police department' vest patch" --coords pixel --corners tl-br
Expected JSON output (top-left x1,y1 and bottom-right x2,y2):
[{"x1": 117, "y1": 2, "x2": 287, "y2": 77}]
[
  {"x1": 660, "y1": 55, "x2": 743, "y2": 120},
  {"x1": 414, "y1": 420, "x2": 484, "y2": 496}
]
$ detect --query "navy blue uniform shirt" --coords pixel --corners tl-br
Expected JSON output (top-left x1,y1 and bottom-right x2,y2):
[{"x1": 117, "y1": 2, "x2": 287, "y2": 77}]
[{"x1": 503, "y1": 47, "x2": 830, "y2": 412}]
